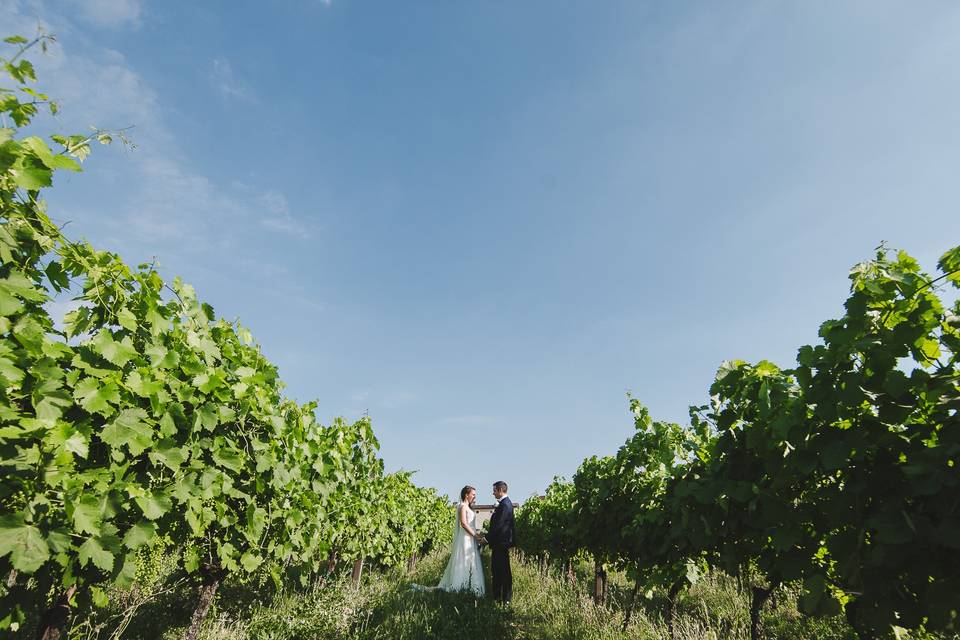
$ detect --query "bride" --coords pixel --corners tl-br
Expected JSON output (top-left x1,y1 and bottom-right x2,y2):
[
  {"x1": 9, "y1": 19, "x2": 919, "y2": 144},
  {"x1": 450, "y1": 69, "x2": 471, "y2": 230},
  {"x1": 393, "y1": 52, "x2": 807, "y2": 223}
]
[{"x1": 414, "y1": 485, "x2": 486, "y2": 596}]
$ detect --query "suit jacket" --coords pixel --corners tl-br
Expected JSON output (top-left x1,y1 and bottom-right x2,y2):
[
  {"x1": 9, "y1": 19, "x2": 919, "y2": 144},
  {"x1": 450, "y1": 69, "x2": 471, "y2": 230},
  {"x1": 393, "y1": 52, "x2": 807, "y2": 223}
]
[{"x1": 487, "y1": 497, "x2": 515, "y2": 550}]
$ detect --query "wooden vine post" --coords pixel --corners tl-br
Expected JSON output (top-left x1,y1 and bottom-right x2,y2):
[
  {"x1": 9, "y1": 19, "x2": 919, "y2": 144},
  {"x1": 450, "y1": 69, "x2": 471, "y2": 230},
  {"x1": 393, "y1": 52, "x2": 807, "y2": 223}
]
[
  {"x1": 184, "y1": 566, "x2": 225, "y2": 640},
  {"x1": 749, "y1": 586, "x2": 774, "y2": 640},
  {"x1": 351, "y1": 558, "x2": 365, "y2": 587},
  {"x1": 593, "y1": 560, "x2": 607, "y2": 605}
]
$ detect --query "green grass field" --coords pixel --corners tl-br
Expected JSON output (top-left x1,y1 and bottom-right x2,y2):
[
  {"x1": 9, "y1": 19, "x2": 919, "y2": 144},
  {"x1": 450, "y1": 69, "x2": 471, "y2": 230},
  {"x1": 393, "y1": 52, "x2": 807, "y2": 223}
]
[{"x1": 61, "y1": 547, "x2": 943, "y2": 640}]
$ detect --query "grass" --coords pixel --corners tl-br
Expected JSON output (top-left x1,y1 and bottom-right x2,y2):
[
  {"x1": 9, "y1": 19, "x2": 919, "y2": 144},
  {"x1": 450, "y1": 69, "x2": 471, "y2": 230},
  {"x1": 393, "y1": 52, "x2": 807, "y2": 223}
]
[{"x1": 57, "y1": 548, "x2": 956, "y2": 640}]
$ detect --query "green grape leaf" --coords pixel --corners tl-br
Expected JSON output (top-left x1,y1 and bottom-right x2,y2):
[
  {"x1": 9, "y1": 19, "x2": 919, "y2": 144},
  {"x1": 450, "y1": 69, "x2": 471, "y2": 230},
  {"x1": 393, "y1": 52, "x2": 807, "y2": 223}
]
[
  {"x1": 183, "y1": 547, "x2": 199, "y2": 573},
  {"x1": 148, "y1": 439, "x2": 187, "y2": 471},
  {"x1": 78, "y1": 536, "x2": 114, "y2": 572},
  {"x1": 135, "y1": 491, "x2": 172, "y2": 520},
  {"x1": 127, "y1": 370, "x2": 164, "y2": 397},
  {"x1": 0, "y1": 356, "x2": 25, "y2": 384},
  {"x1": 246, "y1": 505, "x2": 267, "y2": 540},
  {"x1": 90, "y1": 586, "x2": 110, "y2": 608},
  {"x1": 10, "y1": 157, "x2": 52, "y2": 189},
  {"x1": 218, "y1": 405, "x2": 236, "y2": 424},
  {"x1": 915, "y1": 337, "x2": 941, "y2": 361},
  {"x1": 12, "y1": 315, "x2": 45, "y2": 353},
  {"x1": 20, "y1": 136, "x2": 81, "y2": 172},
  {"x1": 194, "y1": 404, "x2": 218, "y2": 431},
  {"x1": 71, "y1": 495, "x2": 101, "y2": 534},
  {"x1": 0, "y1": 269, "x2": 47, "y2": 302},
  {"x1": 145, "y1": 305, "x2": 168, "y2": 335},
  {"x1": 73, "y1": 377, "x2": 120, "y2": 416},
  {"x1": 159, "y1": 412, "x2": 178, "y2": 437},
  {"x1": 145, "y1": 343, "x2": 179, "y2": 369},
  {"x1": 798, "y1": 574, "x2": 842, "y2": 617},
  {"x1": 0, "y1": 289, "x2": 23, "y2": 316},
  {"x1": 43, "y1": 261, "x2": 70, "y2": 291},
  {"x1": 115, "y1": 551, "x2": 137, "y2": 588},
  {"x1": 938, "y1": 246, "x2": 960, "y2": 287},
  {"x1": 883, "y1": 370, "x2": 911, "y2": 399},
  {"x1": 34, "y1": 391, "x2": 73, "y2": 420},
  {"x1": 212, "y1": 444, "x2": 244, "y2": 472},
  {"x1": 194, "y1": 371, "x2": 225, "y2": 394},
  {"x1": 63, "y1": 305, "x2": 92, "y2": 339},
  {"x1": 101, "y1": 408, "x2": 153, "y2": 455},
  {"x1": 116, "y1": 307, "x2": 137, "y2": 331},
  {"x1": 0, "y1": 515, "x2": 50, "y2": 573},
  {"x1": 89, "y1": 330, "x2": 138, "y2": 368},
  {"x1": 217, "y1": 542, "x2": 238, "y2": 571},
  {"x1": 46, "y1": 422, "x2": 89, "y2": 458},
  {"x1": 193, "y1": 336, "x2": 220, "y2": 362},
  {"x1": 235, "y1": 366, "x2": 256, "y2": 379},
  {"x1": 122, "y1": 521, "x2": 156, "y2": 550},
  {"x1": 240, "y1": 551, "x2": 262, "y2": 572},
  {"x1": 46, "y1": 528, "x2": 72, "y2": 555},
  {"x1": 715, "y1": 359, "x2": 745, "y2": 382}
]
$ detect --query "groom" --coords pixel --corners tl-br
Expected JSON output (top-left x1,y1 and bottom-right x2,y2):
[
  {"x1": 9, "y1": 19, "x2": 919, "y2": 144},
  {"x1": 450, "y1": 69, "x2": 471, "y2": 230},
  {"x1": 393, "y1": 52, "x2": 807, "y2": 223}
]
[{"x1": 486, "y1": 480, "x2": 515, "y2": 604}]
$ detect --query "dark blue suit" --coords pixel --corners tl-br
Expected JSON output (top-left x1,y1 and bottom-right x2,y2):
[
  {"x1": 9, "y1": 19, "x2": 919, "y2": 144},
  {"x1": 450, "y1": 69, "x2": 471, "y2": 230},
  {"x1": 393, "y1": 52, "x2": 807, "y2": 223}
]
[{"x1": 486, "y1": 497, "x2": 515, "y2": 603}]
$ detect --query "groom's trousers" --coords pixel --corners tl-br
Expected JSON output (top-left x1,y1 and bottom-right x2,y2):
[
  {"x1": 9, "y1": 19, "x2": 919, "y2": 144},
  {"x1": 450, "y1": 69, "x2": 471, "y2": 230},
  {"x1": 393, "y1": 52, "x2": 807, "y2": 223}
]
[{"x1": 491, "y1": 547, "x2": 512, "y2": 603}]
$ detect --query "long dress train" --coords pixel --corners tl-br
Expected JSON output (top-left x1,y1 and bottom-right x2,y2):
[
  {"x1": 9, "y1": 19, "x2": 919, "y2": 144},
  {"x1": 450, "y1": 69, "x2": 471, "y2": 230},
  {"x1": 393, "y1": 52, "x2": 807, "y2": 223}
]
[{"x1": 412, "y1": 502, "x2": 485, "y2": 596}]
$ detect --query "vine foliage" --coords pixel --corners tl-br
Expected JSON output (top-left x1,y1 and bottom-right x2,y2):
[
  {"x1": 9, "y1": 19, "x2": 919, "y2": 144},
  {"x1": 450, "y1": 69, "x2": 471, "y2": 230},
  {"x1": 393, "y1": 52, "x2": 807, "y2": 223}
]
[
  {"x1": 517, "y1": 244, "x2": 960, "y2": 640},
  {"x1": 0, "y1": 33, "x2": 450, "y2": 637}
]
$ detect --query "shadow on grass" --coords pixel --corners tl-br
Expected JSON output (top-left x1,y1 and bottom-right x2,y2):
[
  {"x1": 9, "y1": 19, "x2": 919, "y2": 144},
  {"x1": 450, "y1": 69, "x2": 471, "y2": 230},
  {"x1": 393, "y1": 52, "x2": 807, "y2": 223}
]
[
  {"x1": 353, "y1": 587, "x2": 514, "y2": 640},
  {"x1": 349, "y1": 549, "x2": 515, "y2": 640}
]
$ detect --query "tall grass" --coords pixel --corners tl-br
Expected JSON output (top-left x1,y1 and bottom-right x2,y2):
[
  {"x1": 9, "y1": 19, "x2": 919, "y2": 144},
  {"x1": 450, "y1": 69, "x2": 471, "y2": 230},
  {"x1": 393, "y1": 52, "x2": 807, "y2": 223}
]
[{"x1": 60, "y1": 548, "x2": 953, "y2": 640}]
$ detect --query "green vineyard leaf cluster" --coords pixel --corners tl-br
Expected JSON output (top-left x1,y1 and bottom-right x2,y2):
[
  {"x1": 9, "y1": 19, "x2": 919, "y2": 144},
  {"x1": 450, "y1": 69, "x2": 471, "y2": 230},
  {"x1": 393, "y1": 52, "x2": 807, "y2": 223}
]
[
  {"x1": 518, "y1": 247, "x2": 959, "y2": 639},
  {"x1": 0, "y1": 35, "x2": 451, "y2": 635}
]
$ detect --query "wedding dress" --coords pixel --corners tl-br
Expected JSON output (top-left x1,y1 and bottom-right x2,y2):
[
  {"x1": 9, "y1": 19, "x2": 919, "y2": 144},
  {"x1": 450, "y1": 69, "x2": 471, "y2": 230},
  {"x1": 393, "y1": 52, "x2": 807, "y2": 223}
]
[{"x1": 413, "y1": 503, "x2": 485, "y2": 596}]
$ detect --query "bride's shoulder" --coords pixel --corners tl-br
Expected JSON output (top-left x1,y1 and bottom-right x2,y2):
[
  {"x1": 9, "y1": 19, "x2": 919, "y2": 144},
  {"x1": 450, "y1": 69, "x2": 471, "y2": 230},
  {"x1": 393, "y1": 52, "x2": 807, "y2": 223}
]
[{"x1": 459, "y1": 501, "x2": 473, "y2": 513}]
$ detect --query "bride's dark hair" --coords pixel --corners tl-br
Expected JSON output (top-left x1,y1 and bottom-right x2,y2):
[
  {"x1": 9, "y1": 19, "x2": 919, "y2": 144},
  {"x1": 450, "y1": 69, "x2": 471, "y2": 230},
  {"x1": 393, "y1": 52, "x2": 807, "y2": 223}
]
[{"x1": 460, "y1": 485, "x2": 476, "y2": 502}]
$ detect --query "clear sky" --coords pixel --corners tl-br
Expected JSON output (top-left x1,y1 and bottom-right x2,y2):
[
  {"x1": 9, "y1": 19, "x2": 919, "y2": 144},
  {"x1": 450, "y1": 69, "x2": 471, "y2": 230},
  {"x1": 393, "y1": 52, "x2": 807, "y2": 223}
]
[{"x1": 4, "y1": 0, "x2": 959, "y2": 501}]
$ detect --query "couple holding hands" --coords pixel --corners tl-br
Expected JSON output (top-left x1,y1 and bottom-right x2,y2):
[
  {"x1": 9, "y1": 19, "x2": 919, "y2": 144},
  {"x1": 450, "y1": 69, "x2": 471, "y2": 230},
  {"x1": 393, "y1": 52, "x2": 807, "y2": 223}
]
[{"x1": 419, "y1": 481, "x2": 515, "y2": 603}]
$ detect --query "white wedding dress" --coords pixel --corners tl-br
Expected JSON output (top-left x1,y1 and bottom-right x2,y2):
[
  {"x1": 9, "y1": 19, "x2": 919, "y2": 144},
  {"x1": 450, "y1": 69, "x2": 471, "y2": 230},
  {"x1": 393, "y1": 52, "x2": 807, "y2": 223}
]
[{"x1": 413, "y1": 502, "x2": 485, "y2": 596}]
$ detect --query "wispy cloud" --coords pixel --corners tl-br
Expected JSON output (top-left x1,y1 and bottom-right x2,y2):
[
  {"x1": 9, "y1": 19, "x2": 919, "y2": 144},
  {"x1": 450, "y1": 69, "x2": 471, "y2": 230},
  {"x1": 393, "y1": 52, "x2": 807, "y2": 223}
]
[
  {"x1": 350, "y1": 391, "x2": 371, "y2": 403},
  {"x1": 65, "y1": 0, "x2": 142, "y2": 29},
  {"x1": 257, "y1": 189, "x2": 313, "y2": 238},
  {"x1": 211, "y1": 56, "x2": 254, "y2": 102},
  {"x1": 226, "y1": 182, "x2": 316, "y2": 238},
  {"x1": 1, "y1": 12, "x2": 209, "y2": 248},
  {"x1": 0, "y1": 2, "x2": 334, "y2": 344}
]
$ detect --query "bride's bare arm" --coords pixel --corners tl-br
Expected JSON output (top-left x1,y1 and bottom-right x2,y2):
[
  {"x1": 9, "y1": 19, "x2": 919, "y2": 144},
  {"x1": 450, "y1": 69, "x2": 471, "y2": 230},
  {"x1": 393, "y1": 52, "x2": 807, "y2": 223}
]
[{"x1": 458, "y1": 503, "x2": 478, "y2": 538}]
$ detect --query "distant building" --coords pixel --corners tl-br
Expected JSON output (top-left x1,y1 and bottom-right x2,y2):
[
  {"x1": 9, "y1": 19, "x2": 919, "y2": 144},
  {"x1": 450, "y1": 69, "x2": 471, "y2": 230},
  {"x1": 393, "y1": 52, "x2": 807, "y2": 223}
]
[{"x1": 470, "y1": 500, "x2": 519, "y2": 531}]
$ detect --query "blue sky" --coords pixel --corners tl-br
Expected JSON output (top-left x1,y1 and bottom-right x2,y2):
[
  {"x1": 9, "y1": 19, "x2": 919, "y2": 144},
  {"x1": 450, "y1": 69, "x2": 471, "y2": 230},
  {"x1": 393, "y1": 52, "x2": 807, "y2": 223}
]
[{"x1": 4, "y1": 0, "x2": 960, "y2": 501}]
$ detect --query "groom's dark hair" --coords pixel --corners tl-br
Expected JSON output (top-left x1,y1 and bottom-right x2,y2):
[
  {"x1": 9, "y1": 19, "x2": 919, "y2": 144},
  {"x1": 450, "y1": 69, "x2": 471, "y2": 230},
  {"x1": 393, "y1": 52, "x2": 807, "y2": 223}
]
[
  {"x1": 493, "y1": 481, "x2": 508, "y2": 493},
  {"x1": 460, "y1": 485, "x2": 476, "y2": 501}
]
